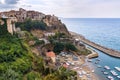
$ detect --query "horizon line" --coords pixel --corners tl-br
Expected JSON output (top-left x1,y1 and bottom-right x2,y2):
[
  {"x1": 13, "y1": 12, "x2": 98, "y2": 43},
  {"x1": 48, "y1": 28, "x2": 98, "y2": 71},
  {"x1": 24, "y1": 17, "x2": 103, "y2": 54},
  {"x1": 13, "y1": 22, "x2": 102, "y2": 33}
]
[{"x1": 60, "y1": 17, "x2": 120, "y2": 19}]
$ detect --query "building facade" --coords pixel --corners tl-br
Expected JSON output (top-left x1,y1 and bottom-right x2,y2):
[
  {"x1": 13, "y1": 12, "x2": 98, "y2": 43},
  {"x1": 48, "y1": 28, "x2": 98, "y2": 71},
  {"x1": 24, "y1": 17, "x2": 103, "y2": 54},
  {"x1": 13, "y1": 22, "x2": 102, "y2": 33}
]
[{"x1": 0, "y1": 8, "x2": 45, "y2": 22}]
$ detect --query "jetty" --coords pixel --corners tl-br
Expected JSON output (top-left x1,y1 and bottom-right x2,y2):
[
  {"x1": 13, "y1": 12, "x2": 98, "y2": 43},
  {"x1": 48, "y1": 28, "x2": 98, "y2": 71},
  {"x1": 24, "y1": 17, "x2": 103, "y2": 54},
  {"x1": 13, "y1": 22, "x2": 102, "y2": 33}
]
[{"x1": 70, "y1": 31, "x2": 120, "y2": 58}]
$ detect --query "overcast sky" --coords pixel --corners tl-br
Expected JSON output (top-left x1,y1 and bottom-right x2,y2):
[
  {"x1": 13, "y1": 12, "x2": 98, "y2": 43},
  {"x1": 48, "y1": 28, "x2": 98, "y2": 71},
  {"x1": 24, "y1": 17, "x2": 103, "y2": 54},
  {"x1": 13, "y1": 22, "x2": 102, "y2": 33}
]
[{"x1": 0, "y1": 0, "x2": 120, "y2": 18}]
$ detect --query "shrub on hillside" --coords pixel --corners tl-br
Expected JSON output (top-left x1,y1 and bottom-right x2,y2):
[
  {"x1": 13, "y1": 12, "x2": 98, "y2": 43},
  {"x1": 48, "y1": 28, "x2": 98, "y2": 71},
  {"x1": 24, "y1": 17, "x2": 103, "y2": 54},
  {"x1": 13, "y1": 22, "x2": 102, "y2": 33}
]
[
  {"x1": 15, "y1": 19, "x2": 47, "y2": 31},
  {"x1": 0, "y1": 18, "x2": 8, "y2": 35},
  {"x1": 26, "y1": 71, "x2": 42, "y2": 80},
  {"x1": 53, "y1": 42, "x2": 77, "y2": 54},
  {"x1": 65, "y1": 43, "x2": 77, "y2": 51},
  {"x1": 53, "y1": 42, "x2": 64, "y2": 54}
]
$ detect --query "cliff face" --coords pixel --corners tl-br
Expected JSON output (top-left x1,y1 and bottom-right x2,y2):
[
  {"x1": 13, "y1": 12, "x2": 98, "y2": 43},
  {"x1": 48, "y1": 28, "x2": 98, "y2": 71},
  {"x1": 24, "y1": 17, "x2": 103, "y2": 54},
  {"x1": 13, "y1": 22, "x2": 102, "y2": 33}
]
[{"x1": 43, "y1": 15, "x2": 70, "y2": 35}]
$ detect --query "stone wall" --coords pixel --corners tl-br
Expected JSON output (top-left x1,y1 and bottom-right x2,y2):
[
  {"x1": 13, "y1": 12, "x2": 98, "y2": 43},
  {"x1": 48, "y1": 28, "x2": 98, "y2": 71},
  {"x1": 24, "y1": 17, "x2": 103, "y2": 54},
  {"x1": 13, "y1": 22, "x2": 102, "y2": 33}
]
[{"x1": 6, "y1": 17, "x2": 17, "y2": 34}]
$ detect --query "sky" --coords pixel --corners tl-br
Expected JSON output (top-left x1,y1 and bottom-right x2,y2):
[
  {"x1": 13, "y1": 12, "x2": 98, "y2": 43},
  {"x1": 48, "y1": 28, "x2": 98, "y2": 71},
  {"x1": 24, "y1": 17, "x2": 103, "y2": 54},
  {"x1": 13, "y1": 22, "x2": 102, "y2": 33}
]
[{"x1": 0, "y1": 0, "x2": 120, "y2": 18}]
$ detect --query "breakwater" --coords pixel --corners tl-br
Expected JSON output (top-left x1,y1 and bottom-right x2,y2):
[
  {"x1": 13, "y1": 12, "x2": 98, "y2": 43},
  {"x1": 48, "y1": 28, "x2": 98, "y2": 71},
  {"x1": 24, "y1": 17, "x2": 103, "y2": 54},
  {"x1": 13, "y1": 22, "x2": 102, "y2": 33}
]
[{"x1": 70, "y1": 31, "x2": 120, "y2": 58}]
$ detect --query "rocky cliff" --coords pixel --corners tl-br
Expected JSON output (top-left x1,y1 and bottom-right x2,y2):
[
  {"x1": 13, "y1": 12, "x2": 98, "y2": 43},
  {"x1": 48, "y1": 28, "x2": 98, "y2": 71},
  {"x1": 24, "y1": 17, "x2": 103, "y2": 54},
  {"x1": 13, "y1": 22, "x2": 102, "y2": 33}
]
[
  {"x1": 31, "y1": 15, "x2": 70, "y2": 38},
  {"x1": 43, "y1": 15, "x2": 70, "y2": 35}
]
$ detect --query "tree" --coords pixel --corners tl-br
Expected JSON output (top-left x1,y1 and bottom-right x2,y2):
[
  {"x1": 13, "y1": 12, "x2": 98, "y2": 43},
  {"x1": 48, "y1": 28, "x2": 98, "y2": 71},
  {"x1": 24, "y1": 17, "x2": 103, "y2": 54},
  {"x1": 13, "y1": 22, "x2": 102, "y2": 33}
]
[
  {"x1": 2, "y1": 69, "x2": 21, "y2": 80},
  {"x1": 53, "y1": 42, "x2": 64, "y2": 54},
  {"x1": 15, "y1": 19, "x2": 47, "y2": 31},
  {"x1": 65, "y1": 43, "x2": 77, "y2": 51}
]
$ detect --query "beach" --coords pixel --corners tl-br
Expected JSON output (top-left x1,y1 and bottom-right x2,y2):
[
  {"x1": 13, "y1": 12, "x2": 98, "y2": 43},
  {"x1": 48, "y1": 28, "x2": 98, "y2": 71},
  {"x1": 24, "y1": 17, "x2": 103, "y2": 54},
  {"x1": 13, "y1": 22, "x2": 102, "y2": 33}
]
[
  {"x1": 58, "y1": 54, "x2": 99, "y2": 80},
  {"x1": 69, "y1": 31, "x2": 99, "y2": 80}
]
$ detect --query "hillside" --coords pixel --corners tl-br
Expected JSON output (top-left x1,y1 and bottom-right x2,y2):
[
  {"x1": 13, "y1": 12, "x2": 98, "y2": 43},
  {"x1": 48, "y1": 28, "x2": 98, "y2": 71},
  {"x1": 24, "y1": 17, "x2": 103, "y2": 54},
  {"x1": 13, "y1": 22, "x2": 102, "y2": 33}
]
[
  {"x1": 0, "y1": 8, "x2": 91, "y2": 80},
  {"x1": 0, "y1": 18, "x2": 76, "y2": 80}
]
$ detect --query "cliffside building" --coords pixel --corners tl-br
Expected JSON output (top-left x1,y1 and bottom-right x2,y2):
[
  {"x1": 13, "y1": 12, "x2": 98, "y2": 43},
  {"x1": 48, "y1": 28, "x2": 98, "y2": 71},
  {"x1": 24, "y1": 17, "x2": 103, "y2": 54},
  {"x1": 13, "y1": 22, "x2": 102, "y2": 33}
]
[
  {"x1": 0, "y1": 8, "x2": 46, "y2": 34},
  {"x1": 0, "y1": 14, "x2": 17, "y2": 35}
]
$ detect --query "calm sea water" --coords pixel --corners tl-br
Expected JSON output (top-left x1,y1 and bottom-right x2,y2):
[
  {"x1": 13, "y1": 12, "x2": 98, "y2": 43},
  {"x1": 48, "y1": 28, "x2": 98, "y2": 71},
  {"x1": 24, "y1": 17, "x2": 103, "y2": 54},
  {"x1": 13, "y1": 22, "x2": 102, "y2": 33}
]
[{"x1": 61, "y1": 18, "x2": 120, "y2": 80}]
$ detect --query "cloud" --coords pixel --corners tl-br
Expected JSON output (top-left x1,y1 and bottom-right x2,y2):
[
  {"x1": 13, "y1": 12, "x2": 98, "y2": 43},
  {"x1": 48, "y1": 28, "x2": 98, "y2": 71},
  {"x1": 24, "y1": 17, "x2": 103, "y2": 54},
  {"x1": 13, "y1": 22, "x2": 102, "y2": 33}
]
[
  {"x1": 0, "y1": 0, "x2": 120, "y2": 18},
  {"x1": 0, "y1": 0, "x2": 22, "y2": 10},
  {"x1": 38, "y1": 0, "x2": 120, "y2": 18},
  {"x1": 5, "y1": 0, "x2": 19, "y2": 4},
  {"x1": 0, "y1": 0, "x2": 5, "y2": 4},
  {"x1": 0, "y1": 4, "x2": 15, "y2": 9},
  {"x1": 21, "y1": 4, "x2": 32, "y2": 8}
]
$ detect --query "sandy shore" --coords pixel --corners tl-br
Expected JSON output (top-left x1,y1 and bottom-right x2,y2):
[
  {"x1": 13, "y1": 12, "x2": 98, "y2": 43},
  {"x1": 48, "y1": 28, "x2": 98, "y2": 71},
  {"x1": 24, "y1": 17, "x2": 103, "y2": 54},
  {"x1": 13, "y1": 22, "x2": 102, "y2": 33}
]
[
  {"x1": 69, "y1": 31, "x2": 99, "y2": 80},
  {"x1": 76, "y1": 56, "x2": 99, "y2": 80},
  {"x1": 59, "y1": 54, "x2": 99, "y2": 80}
]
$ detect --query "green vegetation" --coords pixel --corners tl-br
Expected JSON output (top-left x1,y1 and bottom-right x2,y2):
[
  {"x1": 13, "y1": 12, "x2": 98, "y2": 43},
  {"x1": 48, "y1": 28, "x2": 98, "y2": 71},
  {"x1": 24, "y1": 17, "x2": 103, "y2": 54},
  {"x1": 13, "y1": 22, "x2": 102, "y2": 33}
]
[
  {"x1": 15, "y1": 19, "x2": 47, "y2": 31},
  {"x1": 53, "y1": 42, "x2": 65, "y2": 53},
  {"x1": 0, "y1": 34, "x2": 76, "y2": 80},
  {"x1": 48, "y1": 32, "x2": 77, "y2": 54},
  {"x1": 50, "y1": 32, "x2": 69, "y2": 39},
  {"x1": 32, "y1": 37, "x2": 45, "y2": 46},
  {"x1": 0, "y1": 18, "x2": 8, "y2": 35},
  {"x1": 26, "y1": 71, "x2": 42, "y2": 80},
  {"x1": 0, "y1": 33, "x2": 33, "y2": 79},
  {"x1": 48, "y1": 32, "x2": 91, "y2": 55},
  {"x1": 53, "y1": 42, "x2": 77, "y2": 54},
  {"x1": 0, "y1": 69, "x2": 22, "y2": 80},
  {"x1": 0, "y1": 19, "x2": 29, "y2": 79},
  {"x1": 65, "y1": 43, "x2": 77, "y2": 51},
  {"x1": 48, "y1": 32, "x2": 70, "y2": 43},
  {"x1": 79, "y1": 49, "x2": 91, "y2": 55},
  {"x1": 0, "y1": 26, "x2": 76, "y2": 80},
  {"x1": 43, "y1": 67, "x2": 77, "y2": 80}
]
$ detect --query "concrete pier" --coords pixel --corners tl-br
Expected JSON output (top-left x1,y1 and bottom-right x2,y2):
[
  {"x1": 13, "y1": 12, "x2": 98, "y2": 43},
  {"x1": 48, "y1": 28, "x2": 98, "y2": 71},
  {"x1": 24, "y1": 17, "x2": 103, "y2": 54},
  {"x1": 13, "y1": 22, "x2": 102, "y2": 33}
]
[{"x1": 70, "y1": 31, "x2": 120, "y2": 58}]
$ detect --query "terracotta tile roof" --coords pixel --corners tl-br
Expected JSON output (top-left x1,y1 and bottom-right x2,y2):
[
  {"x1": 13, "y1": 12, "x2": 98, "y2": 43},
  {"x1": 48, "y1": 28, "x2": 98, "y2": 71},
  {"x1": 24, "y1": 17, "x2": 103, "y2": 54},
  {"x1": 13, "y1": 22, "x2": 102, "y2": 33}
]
[{"x1": 46, "y1": 51, "x2": 56, "y2": 57}]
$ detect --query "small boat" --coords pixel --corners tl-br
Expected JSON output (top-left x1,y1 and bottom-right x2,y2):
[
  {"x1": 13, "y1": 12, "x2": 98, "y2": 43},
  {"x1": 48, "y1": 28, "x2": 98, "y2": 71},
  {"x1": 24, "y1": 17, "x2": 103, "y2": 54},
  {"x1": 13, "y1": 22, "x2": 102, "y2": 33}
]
[
  {"x1": 96, "y1": 58, "x2": 100, "y2": 61},
  {"x1": 101, "y1": 70, "x2": 104, "y2": 72},
  {"x1": 87, "y1": 59, "x2": 92, "y2": 62},
  {"x1": 97, "y1": 65, "x2": 102, "y2": 68},
  {"x1": 110, "y1": 70, "x2": 118, "y2": 76},
  {"x1": 117, "y1": 75, "x2": 120, "y2": 79},
  {"x1": 86, "y1": 74, "x2": 91, "y2": 78},
  {"x1": 81, "y1": 70, "x2": 87, "y2": 75},
  {"x1": 104, "y1": 66, "x2": 110, "y2": 70},
  {"x1": 95, "y1": 61, "x2": 99, "y2": 64},
  {"x1": 92, "y1": 70, "x2": 94, "y2": 73},
  {"x1": 107, "y1": 76, "x2": 114, "y2": 80},
  {"x1": 78, "y1": 71, "x2": 82, "y2": 75},
  {"x1": 73, "y1": 67, "x2": 79, "y2": 69},
  {"x1": 110, "y1": 78, "x2": 114, "y2": 80},
  {"x1": 79, "y1": 75, "x2": 83, "y2": 78},
  {"x1": 115, "y1": 67, "x2": 120, "y2": 71},
  {"x1": 103, "y1": 72, "x2": 108, "y2": 75}
]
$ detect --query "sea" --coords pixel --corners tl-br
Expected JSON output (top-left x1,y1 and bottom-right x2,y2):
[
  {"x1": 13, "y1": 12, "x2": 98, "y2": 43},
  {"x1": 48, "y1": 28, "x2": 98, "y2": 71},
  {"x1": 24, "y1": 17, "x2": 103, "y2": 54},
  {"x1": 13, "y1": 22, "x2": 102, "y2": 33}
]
[{"x1": 61, "y1": 18, "x2": 120, "y2": 80}]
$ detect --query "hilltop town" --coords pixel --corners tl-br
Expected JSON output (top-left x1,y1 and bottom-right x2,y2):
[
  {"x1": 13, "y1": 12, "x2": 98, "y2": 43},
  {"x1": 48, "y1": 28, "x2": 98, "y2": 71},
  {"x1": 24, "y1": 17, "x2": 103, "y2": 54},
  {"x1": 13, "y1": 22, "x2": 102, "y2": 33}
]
[
  {"x1": 0, "y1": 8, "x2": 45, "y2": 22},
  {"x1": 0, "y1": 8, "x2": 69, "y2": 35}
]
